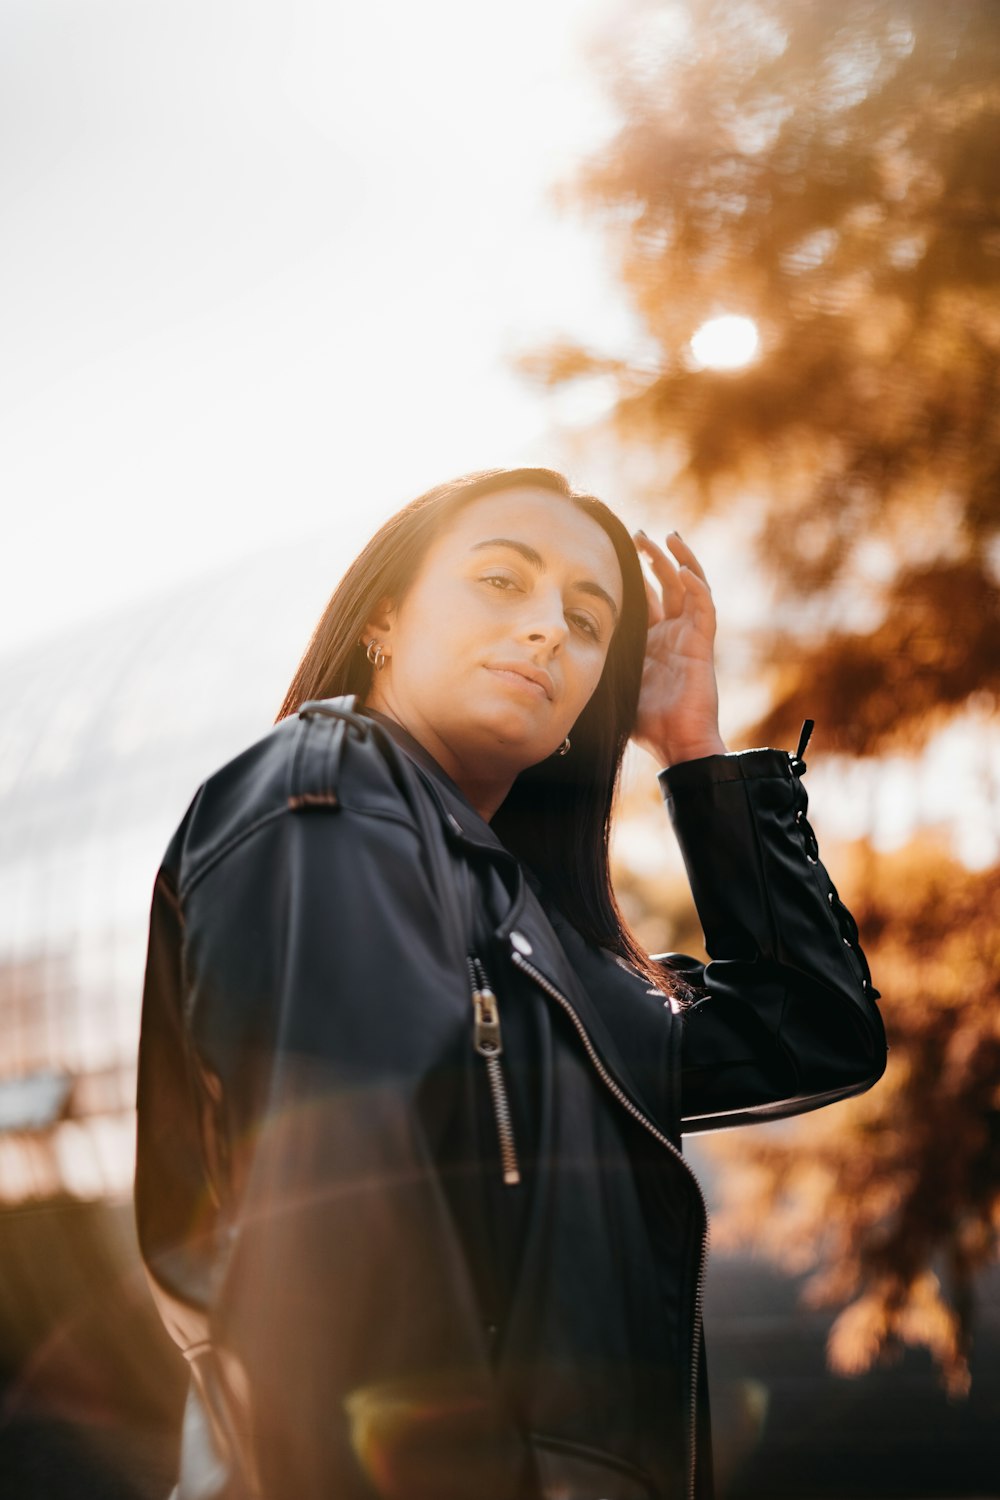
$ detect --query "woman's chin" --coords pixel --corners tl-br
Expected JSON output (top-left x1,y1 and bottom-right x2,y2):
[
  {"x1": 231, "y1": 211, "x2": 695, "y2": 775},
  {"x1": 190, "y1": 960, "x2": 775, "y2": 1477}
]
[{"x1": 485, "y1": 724, "x2": 562, "y2": 773}]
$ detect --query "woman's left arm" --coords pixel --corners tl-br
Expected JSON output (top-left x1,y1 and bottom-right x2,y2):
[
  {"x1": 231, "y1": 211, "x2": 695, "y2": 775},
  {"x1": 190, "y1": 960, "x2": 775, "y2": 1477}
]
[
  {"x1": 632, "y1": 532, "x2": 886, "y2": 1131},
  {"x1": 658, "y1": 737, "x2": 886, "y2": 1131}
]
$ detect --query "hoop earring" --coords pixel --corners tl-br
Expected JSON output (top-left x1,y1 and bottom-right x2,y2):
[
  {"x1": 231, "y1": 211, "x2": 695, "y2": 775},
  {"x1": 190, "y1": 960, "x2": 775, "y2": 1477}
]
[
  {"x1": 556, "y1": 736, "x2": 571, "y2": 757},
  {"x1": 365, "y1": 639, "x2": 387, "y2": 672}
]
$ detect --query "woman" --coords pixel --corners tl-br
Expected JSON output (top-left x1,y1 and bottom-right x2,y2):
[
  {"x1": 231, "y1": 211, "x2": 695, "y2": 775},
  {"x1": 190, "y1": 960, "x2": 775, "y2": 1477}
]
[{"x1": 135, "y1": 467, "x2": 885, "y2": 1500}]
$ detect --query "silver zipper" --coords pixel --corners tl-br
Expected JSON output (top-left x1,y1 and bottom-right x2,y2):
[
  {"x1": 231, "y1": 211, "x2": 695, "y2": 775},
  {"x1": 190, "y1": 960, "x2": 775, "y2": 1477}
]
[
  {"x1": 469, "y1": 957, "x2": 521, "y2": 1186},
  {"x1": 511, "y1": 949, "x2": 708, "y2": 1500}
]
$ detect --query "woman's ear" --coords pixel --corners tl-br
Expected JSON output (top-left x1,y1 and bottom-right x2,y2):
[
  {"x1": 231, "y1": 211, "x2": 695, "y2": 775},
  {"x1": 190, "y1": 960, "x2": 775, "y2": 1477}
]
[{"x1": 361, "y1": 596, "x2": 396, "y2": 655}]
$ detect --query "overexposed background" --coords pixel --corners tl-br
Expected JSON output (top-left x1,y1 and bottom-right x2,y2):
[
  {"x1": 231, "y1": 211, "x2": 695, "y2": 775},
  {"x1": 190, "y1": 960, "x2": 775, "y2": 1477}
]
[
  {"x1": 2, "y1": 0, "x2": 645, "y2": 656},
  {"x1": 3, "y1": 0, "x2": 993, "y2": 863}
]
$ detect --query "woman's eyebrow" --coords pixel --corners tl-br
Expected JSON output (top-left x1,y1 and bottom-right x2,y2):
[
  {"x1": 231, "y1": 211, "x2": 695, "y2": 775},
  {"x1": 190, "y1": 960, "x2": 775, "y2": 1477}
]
[{"x1": 470, "y1": 537, "x2": 620, "y2": 623}]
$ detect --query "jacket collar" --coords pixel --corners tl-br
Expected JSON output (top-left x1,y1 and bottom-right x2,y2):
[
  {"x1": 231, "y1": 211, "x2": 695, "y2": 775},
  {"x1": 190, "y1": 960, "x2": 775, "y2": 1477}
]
[
  {"x1": 357, "y1": 706, "x2": 515, "y2": 861},
  {"x1": 359, "y1": 707, "x2": 673, "y2": 1141}
]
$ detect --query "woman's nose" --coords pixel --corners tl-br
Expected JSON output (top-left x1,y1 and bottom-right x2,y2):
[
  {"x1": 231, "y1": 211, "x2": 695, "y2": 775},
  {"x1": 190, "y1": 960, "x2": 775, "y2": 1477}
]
[{"x1": 522, "y1": 591, "x2": 568, "y2": 650}]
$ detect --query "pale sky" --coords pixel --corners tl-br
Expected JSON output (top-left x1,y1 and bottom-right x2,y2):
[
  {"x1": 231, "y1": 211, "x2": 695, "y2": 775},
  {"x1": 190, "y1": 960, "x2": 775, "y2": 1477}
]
[
  {"x1": 2, "y1": 0, "x2": 644, "y2": 655},
  {"x1": 3, "y1": 0, "x2": 994, "y2": 866}
]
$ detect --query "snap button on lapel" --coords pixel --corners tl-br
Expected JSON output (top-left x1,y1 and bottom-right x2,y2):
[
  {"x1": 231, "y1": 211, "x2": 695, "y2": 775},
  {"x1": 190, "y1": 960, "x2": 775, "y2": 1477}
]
[{"x1": 510, "y1": 931, "x2": 533, "y2": 956}]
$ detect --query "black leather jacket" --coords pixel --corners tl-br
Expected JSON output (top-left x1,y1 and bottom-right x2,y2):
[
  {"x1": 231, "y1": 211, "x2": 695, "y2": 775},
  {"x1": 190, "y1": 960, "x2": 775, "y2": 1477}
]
[{"x1": 135, "y1": 698, "x2": 886, "y2": 1500}]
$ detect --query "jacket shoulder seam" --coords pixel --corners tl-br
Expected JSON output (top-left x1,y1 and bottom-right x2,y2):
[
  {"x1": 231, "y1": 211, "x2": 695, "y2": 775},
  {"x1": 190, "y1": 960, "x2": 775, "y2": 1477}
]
[
  {"x1": 178, "y1": 806, "x2": 289, "y2": 903},
  {"x1": 177, "y1": 800, "x2": 423, "y2": 904}
]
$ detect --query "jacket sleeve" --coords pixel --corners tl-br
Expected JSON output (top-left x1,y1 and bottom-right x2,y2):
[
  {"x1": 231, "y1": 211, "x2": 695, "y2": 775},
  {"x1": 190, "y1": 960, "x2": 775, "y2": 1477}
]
[
  {"x1": 135, "y1": 782, "x2": 524, "y2": 1500},
  {"x1": 655, "y1": 737, "x2": 887, "y2": 1134}
]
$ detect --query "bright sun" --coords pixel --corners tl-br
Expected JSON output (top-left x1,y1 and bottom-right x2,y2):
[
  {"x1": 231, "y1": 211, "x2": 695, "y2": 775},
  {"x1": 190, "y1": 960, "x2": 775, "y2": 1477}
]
[{"x1": 689, "y1": 315, "x2": 760, "y2": 370}]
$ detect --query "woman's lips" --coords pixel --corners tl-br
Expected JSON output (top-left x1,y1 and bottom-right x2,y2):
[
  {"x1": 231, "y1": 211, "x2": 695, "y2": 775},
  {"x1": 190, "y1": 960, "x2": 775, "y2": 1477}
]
[{"x1": 485, "y1": 663, "x2": 554, "y2": 700}]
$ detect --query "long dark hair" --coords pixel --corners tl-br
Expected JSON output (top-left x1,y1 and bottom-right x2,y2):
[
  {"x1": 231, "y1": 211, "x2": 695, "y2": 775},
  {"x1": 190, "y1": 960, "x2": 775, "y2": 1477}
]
[{"x1": 276, "y1": 468, "x2": 663, "y2": 987}]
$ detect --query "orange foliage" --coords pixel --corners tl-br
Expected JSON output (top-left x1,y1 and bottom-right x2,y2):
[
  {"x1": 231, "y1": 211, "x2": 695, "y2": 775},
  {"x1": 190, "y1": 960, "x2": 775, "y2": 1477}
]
[
  {"x1": 541, "y1": 0, "x2": 1000, "y2": 1389},
  {"x1": 706, "y1": 839, "x2": 1000, "y2": 1393}
]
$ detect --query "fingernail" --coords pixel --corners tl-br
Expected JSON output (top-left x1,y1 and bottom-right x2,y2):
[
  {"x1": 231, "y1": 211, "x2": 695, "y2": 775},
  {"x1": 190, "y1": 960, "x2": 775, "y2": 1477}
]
[
  {"x1": 671, "y1": 529, "x2": 683, "y2": 539},
  {"x1": 635, "y1": 528, "x2": 649, "y2": 544}
]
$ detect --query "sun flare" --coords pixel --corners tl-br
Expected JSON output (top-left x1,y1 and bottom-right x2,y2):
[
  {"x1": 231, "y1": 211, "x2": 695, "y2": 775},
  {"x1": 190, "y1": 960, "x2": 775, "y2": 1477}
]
[{"x1": 689, "y1": 315, "x2": 760, "y2": 370}]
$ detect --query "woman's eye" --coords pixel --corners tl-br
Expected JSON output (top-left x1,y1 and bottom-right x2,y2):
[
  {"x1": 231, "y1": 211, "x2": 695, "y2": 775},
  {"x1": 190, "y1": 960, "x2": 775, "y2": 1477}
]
[
  {"x1": 481, "y1": 572, "x2": 520, "y2": 592},
  {"x1": 569, "y1": 612, "x2": 601, "y2": 641}
]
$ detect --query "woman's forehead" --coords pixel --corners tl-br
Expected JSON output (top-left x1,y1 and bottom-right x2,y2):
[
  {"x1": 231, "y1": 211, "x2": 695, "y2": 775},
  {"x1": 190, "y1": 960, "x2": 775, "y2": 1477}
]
[{"x1": 435, "y1": 487, "x2": 624, "y2": 602}]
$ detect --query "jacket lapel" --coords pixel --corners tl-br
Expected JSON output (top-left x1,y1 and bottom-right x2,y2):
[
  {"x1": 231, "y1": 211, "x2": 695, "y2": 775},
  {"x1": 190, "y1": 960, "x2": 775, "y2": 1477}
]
[
  {"x1": 362, "y1": 708, "x2": 680, "y2": 1146},
  {"x1": 493, "y1": 884, "x2": 679, "y2": 1146}
]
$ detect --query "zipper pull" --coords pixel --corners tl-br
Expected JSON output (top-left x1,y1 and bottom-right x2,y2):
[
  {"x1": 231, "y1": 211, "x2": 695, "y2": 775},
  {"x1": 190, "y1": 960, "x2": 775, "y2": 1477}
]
[
  {"x1": 468, "y1": 956, "x2": 521, "y2": 1187},
  {"x1": 473, "y1": 983, "x2": 503, "y2": 1057}
]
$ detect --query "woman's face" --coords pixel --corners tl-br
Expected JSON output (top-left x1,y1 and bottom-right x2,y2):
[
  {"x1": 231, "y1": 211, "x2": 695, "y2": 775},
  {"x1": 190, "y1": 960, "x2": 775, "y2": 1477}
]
[{"x1": 364, "y1": 486, "x2": 624, "y2": 813}]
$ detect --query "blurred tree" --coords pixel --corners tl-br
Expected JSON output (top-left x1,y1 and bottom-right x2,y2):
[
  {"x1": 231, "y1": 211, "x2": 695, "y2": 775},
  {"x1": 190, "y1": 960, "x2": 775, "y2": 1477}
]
[
  {"x1": 533, "y1": 0, "x2": 1000, "y2": 750},
  {"x1": 706, "y1": 839, "x2": 1000, "y2": 1397},
  {"x1": 536, "y1": 0, "x2": 1000, "y2": 1389}
]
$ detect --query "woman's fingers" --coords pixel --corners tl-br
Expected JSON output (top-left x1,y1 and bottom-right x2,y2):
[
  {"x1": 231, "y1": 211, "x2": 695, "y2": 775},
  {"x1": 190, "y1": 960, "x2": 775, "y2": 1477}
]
[
  {"x1": 636, "y1": 529, "x2": 713, "y2": 619},
  {"x1": 635, "y1": 530, "x2": 684, "y2": 615},
  {"x1": 643, "y1": 572, "x2": 665, "y2": 628},
  {"x1": 678, "y1": 566, "x2": 718, "y2": 638},
  {"x1": 666, "y1": 531, "x2": 710, "y2": 586}
]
